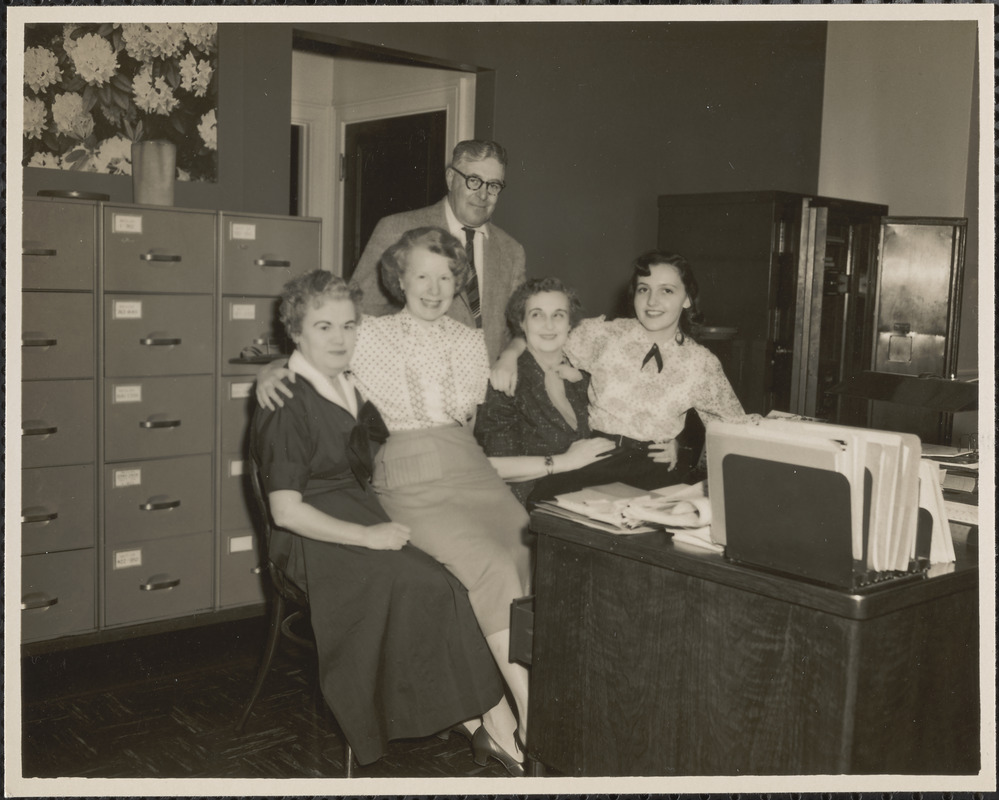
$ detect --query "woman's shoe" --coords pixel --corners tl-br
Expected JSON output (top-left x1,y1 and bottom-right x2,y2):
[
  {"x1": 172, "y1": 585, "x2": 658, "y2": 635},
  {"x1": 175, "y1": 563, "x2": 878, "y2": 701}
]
[{"x1": 472, "y1": 725, "x2": 525, "y2": 777}]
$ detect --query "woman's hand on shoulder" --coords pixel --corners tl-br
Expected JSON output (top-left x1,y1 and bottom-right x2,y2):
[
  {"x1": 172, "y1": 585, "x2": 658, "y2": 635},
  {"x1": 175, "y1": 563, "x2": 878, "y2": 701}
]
[
  {"x1": 363, "y1": 521, "x2": 411, "y2": 550},
  {"x1": 255, "y1": 359, "x2": 295, "y2": 410},
  {"x1": 648, "y1": 439, "x2": 678, "y2": 467},
  {"x1": 489, "y1": 338, "x2": 527, "y2": 396},
  {"x1": 556, "y1": 437, "x2": 616, "y2": 472}
]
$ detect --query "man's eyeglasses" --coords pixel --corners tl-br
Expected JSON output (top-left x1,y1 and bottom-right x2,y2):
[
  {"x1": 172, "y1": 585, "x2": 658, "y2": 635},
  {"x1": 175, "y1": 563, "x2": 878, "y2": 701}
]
[{"x1": 451, "y1": 166, "x2": 505, "y2": 197}]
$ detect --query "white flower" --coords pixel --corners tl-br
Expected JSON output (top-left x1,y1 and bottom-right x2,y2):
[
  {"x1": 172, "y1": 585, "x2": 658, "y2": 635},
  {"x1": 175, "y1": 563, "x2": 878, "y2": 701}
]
[
  {"x1": 28, "y1": 151, "x2": 63, "y2": 169},
  {"x1": 179, "y1": 52, "x2": 213, "y2": 98},
  {"x1": 183, "y1": 23, "x2": 217, "y2": 54},
  {"x1": 62, "y1": 25, "x2": 80, "y2": 55},
  {"x1": 121, "y1": 23, "x2": 186, "y2": 63},
  {"x1": 176, "y1": 167, "x2": 192, "y2": 182},
  {"x1": 68, "y1": 33, "x2": 118, "y2": 86},
  {"x1": 132, "y1": 63, "x2": 179, "y2": 116},
  {"x1": 51, "y1": 92, "x2": 96, "y2": 140},
  {"x1": 198, "y1": 109, "x2": 217, "y2": 151},
  {"x1": 24, "y1": 46, "x2": 62, "y2": 93},
  {"x1": 92, "y1": 135, "x2": 133, "y2": 175},
  {"x1": 24, "y1": 97, "x2": 49, "y2": 139}
]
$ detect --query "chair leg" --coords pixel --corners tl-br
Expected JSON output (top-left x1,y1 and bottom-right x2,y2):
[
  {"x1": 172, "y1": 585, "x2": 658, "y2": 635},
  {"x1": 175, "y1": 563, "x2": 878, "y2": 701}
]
[
  {"x1": 344, "y1": 742, "x2": 354, "y2": 778},
  {"x1": 236, "y1": 594, "x2": 286, "y2": 733}
]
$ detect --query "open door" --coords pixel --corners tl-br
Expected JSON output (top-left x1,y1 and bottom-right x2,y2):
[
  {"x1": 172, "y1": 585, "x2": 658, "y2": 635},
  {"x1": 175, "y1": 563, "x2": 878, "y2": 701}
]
[{"x1": 341, "y1": 111, "x2": 448, "y2": 280}]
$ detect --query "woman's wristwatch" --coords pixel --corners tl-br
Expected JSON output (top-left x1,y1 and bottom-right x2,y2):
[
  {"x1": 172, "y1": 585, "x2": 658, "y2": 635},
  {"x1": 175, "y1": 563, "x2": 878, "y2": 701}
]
[{"x1": 544, "y1": 454, "x2": 555, "y2": 476}]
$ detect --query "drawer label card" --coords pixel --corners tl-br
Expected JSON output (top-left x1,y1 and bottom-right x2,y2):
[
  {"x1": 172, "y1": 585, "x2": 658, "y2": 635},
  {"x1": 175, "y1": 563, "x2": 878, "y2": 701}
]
[
  {"x1": 113, "y1": 214, "x2": 143, "y2": 234},
  {"x1": 229, "y1": 535, "x2": 254, "y2": 554},
  {"x1": 114, "y1": 384, "x2": 143, "y2": 404},
  {"x1": 114, "y1": 548, "x2": 143, "y2": 569},
  {"x1": 114, "y1": 300, "x2": 143, "y2": 320},
  {"x1": 114, "y1": 468, "x2": 142, "y2": 488},
  {"x1": 231, "y1": 223, "x2": 257, "y2": 241},
  {"x1": 230, "y1": 382, "x2": 253, "y2": 400},
  {"x1": 230, "y1": 303, "x2": 257, "y2": 321},
  {"x1": 229, "y1": 459, "x2": 244, "y2": 477}
]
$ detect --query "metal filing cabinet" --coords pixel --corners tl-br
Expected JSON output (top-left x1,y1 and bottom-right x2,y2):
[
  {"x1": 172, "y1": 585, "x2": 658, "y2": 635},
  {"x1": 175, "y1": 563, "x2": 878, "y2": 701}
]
[
  {"x1": 19, "y1": 201, "x2": 321, "y2": 646},
  {"x1": 20, "y1": 198, "x2": 99, "y2": 642},
  {"x1": 102, "y1": 206, "x2": 217, "y2": 628},
  {"x1": 216, "y1": 213, "x2": 320, "y2": 607}
]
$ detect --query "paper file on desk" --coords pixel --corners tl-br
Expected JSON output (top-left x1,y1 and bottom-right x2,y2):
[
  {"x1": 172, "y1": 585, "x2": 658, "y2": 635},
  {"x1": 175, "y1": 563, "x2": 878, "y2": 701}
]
[
  {"x1": 620, "y1": 482, "x2": 723, "y2": 552},
  {"x1": 539, "y1": 482, "x2": 658, "y2": 534}
]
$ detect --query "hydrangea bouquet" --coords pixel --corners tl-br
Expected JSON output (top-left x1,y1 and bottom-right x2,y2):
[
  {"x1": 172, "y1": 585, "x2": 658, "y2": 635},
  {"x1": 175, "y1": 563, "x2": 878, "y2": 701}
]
[{"x1": 23, "y1": 22, "x2": 218, "y2": 182}]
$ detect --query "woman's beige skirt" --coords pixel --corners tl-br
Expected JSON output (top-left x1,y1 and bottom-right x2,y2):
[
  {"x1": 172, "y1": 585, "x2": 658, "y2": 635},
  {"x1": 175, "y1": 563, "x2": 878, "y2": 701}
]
[{"x1": 373, "y1": 424, "x2": 531, "y2": 636}]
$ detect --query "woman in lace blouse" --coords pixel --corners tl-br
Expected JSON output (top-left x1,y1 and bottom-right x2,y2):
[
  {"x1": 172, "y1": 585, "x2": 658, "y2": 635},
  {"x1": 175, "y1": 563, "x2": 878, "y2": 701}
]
[
  {"x1": 257, "y1": 228, "x2": 530, "y2": 775},
  {"x1": 492, "y1": 250, "x2": 751, "y2": 494}
]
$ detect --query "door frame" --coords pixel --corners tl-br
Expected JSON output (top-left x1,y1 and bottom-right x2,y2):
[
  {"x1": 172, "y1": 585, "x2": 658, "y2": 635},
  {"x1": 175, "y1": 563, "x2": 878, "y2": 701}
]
[{"x1": 332, "y1": 81, "x2": 475, "y2": 276}]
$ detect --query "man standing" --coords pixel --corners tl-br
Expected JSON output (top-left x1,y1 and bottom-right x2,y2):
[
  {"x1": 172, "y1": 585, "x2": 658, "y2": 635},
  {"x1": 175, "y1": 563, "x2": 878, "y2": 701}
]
[{"x1": 350, "y1": 140, "x2": 526, "y2": 362}]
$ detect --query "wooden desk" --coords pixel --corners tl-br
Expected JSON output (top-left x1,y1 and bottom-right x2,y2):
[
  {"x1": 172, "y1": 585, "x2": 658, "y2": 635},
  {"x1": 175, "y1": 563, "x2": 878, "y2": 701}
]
[{"x1": 527, "y1": 512, "x2": 980, "y2": 776}]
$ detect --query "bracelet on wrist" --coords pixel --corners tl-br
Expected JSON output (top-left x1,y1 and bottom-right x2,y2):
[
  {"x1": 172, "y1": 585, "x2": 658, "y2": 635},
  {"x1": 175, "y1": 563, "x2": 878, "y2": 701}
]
[{"x1": 544, "y1": 454, "x2": 555, "y2": 476}]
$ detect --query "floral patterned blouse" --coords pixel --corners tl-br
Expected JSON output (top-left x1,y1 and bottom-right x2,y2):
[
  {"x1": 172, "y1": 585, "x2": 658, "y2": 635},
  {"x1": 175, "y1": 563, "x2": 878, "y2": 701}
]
[
  {"x1": 350, "y1": 309, "x2": 490, "y2": 432},
  {"x1": 564, "y1": 316, "x2": 748, "y2": 443}
]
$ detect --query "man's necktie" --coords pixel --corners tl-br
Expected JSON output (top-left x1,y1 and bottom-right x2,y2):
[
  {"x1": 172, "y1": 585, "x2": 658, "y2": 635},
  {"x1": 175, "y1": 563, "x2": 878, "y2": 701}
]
[
  {"x1": 642, "y1": 343, "x2": 663, "y2": 372},
  {"x1": 462, "y1": 226, "x2": 482, "y2": 327}
]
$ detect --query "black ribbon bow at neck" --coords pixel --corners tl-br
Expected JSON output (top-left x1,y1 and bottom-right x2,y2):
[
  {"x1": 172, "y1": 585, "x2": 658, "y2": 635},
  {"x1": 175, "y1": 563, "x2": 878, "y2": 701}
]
[
  {"x1": 346, "y1": 401, "x2": 390, "y2": 488},
  {"x1": 642, "y1": 343, "x2": 664, "y2": 373}
]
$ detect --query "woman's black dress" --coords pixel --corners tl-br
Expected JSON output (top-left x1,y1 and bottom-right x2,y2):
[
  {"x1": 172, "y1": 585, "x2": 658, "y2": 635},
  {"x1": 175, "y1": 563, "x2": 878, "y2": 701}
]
[{"x1": 252, "y1": 377, "x2": 503, "y2": 766}]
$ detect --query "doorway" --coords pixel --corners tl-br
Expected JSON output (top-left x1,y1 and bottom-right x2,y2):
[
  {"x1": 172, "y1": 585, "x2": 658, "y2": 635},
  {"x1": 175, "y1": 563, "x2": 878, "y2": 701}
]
[
  {"x1": 341, "y1": 111, "x2": 448, "y2": 280},
  {"x1": 291, "y1": 44, "x2": 477, "y2": 275}
]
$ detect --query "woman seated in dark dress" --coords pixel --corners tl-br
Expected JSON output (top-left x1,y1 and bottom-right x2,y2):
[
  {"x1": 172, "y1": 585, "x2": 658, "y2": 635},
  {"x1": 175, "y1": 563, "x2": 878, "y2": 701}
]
[
  {"x1": 474, "y1": 277, "x2": 615, "y2": 505},
  {"x1": 251, "y1": 271, "x2": 504, "y2": 768}
]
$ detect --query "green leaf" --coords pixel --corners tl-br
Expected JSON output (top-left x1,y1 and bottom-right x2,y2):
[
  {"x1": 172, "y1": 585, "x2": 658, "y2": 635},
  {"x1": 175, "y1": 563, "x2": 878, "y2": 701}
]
[
  {"x1": 100, "y1": 84, "x2": 113, "y2": 107},
  {"x1": 112, "y1": 73, "x2": 132, "y2": 92},
  {"x1": 65, "y1": 148, "x2": 88, "y2": 163},
  {"x1": 112, "y1": 87, "x2": 131, "y2": 111},
  {"x1": 171, "y1": 116, "x2": 186, "y2": 135},
  {"x1": 97, "y1": 23, "x2": 113, "y2": 38},
  {"x1": 82, "y1": 84, "x2": 99, "y2": 112}
]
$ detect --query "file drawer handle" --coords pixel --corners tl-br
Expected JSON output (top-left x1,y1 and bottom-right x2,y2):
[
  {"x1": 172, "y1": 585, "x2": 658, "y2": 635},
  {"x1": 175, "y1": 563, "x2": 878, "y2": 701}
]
[
  {"x1": 139, "y1": 418, "x2": 182, "y2": 429},
  {"x1": 254, "y1": 258, "x2": 292, "y2": 268},
  {"x1": 251, "y1": 565, "x2": 264, "y2": 575},
  {"x1": 139, "y1": 499, "x2": 181, "y2": 512},
  {"x1": 140, "y1": 576, "x2": 181, "y2": 592},
  {"x1": 22, "y1": 593, "x2": 59, "y2": 611},
  {"x1": 140, "y1": 252, "x2": 182, "y2": 263},
  {"x1": 140, "y1": 337, "x2": 182, "y2": 347},
  {"x1": 252, "y1": 337, "x2": 279, "y2": 347},
  {"x1": 23, "y1": 424, "x2": 58, "y2": 437},
  {"x1": 24, "y1": 247, "x2": 58, "y2": 257},
  {"x1": 23, "y1": 337, "x2": 58, "y2": 347},
  {"x1": 22, "y1": 510, "x2": 59, "y2": 524}
]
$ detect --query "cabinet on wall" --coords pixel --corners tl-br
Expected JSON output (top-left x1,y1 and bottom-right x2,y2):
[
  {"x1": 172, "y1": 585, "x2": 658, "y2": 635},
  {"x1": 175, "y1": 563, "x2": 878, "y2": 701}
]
[
  {"x1": 657, "y1": 192, "x2": 888, "y2": 418},
  {"x1": 20, "y1": 198, "x2": 320, "y2": 646}
]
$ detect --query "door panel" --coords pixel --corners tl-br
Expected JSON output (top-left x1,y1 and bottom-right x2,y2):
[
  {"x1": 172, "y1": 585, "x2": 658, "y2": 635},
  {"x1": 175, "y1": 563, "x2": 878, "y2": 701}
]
[{"x1": 342, "y1": 111, "x2": 447, "y2": 279}]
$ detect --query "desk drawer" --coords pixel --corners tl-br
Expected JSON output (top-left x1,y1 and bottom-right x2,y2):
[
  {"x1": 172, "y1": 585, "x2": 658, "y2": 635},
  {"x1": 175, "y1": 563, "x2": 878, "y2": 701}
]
[
  {"x1": 22, "y1": 464, "x2": 96, "y2": 554},
  {"x1": 105, "y1": 531, "x2": 213, "y2": 626},
  {"x1": 104, "y1": 207, "x2": 215, "y2": 294},
  {"x1": 22, "y1": 292, "x2": 95, "y2": 380},
  {"x1": 105, "y1": 294, "x2": 214, "y2": 377},
  {"x1": 105, "y1": 375, "x2": 213, "y2": 461},
  {"x1": 221, "y1": 214, "x2": 320, "y2": 296},
  {"x1": 221, "y1": 377, "x2": 256, "y2": 454},
  {"x1": 22, "y1": 549, "x2": 97, "y2": 642},
  {"x1": 105, "y1": 455, "x2": 213, "y2": 544},
  {"x1": 22, "y1": 380, "x2": 95, "y2": 468},
  {"x1": 220, "y1": 529, "x2": 267, "y2": 608},
  {"x1": 221, "y1": 455, "x2": 255, "y2": 531},
  {"x1": 221, "y1": 296, "x2": 290, "y2": 376},
  {"x1": 23, "y1": 199, "x2": 97, "y2": 291}
]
